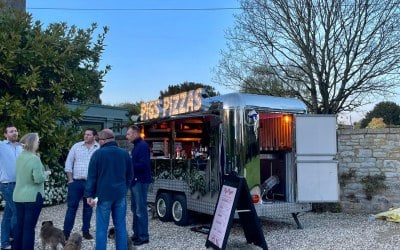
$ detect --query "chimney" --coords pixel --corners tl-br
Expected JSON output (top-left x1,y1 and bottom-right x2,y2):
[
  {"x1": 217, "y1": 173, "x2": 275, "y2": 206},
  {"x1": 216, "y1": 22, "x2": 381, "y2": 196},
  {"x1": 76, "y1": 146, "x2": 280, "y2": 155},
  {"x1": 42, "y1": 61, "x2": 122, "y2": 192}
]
[{"x1": 0, "y1": 0, "x2": 26, "y2": 12}]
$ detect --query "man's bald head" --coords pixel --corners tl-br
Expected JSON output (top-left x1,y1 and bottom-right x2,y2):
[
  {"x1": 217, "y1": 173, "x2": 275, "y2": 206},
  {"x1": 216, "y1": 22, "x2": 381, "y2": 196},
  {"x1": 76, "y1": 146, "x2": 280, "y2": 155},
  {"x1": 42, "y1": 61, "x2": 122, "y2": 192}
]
[{"x1": 98, "y1": 129, "x2": 115, "y2": 143}]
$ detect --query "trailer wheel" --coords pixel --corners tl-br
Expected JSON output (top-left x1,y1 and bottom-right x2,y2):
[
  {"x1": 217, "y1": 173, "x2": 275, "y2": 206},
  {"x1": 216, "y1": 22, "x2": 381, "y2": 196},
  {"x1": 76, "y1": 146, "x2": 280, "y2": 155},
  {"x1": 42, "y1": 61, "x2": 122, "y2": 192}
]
[
  {"x1": 172, "y1": 194, "x2": 189, "y2": 226},
  {"x1": 156, "y1": 193, "x2": 172, "y2": 222}
]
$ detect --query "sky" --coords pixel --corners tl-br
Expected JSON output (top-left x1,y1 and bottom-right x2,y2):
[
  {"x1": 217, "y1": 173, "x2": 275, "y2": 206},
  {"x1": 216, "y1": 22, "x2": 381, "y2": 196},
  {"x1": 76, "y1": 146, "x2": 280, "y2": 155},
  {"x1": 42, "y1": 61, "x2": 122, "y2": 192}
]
[
  {"x1": 25, "y1": 0, "x2": 400, "y2": 124},
  {"x1": 26, "y1": 0, "x2": 240, "y2": 105}
]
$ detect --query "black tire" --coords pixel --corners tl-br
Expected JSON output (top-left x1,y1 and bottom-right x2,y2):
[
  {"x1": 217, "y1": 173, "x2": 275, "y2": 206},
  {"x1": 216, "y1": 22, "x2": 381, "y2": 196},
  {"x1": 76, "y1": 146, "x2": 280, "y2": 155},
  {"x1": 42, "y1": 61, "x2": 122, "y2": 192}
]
[
  {"x1": 171, "y1": 194, "x2": 190, "y2": 226},
  {"x1": 156, "y1": 193, "x2": 172, "y2": 222}
]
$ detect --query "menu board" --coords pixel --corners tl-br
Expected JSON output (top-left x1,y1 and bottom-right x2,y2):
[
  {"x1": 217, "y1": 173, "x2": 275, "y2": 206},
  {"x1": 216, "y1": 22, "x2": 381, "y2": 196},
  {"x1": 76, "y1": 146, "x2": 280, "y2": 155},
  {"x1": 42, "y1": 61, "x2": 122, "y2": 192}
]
[
  {"x1": 205, "y1": 174, "x2": 268, "y2": 250},
  {"x1": 207, "y1": 185, "x2": 237, "y2": 248}
]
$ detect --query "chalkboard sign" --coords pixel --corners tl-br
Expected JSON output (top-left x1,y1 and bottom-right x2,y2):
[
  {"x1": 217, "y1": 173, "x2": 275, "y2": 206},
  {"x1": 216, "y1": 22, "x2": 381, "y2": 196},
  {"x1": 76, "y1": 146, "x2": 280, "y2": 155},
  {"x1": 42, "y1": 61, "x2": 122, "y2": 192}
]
[{"x1": 205, "y1": 173, "x2": 268, "y2": 250}]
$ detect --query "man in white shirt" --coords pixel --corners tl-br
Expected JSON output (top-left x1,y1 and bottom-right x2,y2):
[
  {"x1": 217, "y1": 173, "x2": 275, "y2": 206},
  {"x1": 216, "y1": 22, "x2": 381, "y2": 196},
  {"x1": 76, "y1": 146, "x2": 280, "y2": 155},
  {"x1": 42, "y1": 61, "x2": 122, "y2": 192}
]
[{"x1": 63, "y1": 128, "x2": 99, "y2": 240}]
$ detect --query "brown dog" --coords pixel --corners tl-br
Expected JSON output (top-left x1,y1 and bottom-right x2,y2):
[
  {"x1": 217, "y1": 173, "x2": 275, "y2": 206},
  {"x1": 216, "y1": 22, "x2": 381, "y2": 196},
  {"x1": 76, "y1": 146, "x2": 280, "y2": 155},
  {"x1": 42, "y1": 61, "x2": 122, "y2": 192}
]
[
  {"x1": 40, "y1": 220, "x2": 66, "y2": 250},
  {"x1": 64, "y1": 233, "x2": 82, "y2": 250},
  {"x1": 148, "y1": 203, "x2": 158, "y2": 219},
  {"x1": 108, "y1": 227, "x2": 133, "y2": 250}
]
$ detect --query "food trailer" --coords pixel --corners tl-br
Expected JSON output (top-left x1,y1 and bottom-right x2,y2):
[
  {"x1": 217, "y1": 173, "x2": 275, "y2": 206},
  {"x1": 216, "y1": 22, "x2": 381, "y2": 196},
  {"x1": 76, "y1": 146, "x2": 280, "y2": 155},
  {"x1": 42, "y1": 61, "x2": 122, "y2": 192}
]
[{"x1": 138, "y1": 88, "x2": 339, "y2": 227}]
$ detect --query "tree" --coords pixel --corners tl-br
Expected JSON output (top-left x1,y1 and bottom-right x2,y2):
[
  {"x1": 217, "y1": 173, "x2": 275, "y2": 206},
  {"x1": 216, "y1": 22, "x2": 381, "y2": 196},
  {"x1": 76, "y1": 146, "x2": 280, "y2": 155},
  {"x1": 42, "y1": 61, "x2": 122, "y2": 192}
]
[
  {"x1": 214, "y1": 0, "x2": 400, "y2": 114},
  {"x1": 366, "y1": 117, "x2": 386, "y2": 129},
  {"x1": 0, "y1": 11, "x2": 109, "y2": 205},
  {"x1": 159, "y1": 82, "x2": 219, "y2": 98},
  {"x1": 360, "y1": 101, "x2": 400, "y2": 128},
  {"x1": 240, "y1": 65, "x2": 297, "y2": 96},
  {"x1": 116, "y1": 102, "x2": 141, "y2": 124}
]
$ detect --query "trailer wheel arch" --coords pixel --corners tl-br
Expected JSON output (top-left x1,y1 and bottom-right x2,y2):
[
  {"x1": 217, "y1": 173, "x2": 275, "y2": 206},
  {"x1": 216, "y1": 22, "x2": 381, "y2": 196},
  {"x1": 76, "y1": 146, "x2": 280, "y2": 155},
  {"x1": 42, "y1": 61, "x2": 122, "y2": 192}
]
[
  {"x1": 155, "y1": 192, "x2": 173, "y2": 222},
  {"x1": 171, "y1": 193, "x2": 190, "y2": 226}
]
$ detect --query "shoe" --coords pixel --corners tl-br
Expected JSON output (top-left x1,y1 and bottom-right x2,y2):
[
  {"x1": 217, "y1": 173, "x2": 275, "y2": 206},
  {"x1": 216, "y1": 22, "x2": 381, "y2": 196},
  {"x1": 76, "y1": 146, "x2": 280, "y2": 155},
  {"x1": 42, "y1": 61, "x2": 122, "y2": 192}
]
[
  {"x1": 64, "y1": 232, "x2": 70, "y2": 241},
  {"x1": 1, "y1": 246, "x2": 12, "y2": 250},
  {"x1": 82, "y1": 232, "x2": 94, "y2": 240},
  {"x1": 130, "y1": 235, "x2": 139, "y2": 242},
  {"x1": 133, "y1": 239, "x2": 149, "y2": 246}
]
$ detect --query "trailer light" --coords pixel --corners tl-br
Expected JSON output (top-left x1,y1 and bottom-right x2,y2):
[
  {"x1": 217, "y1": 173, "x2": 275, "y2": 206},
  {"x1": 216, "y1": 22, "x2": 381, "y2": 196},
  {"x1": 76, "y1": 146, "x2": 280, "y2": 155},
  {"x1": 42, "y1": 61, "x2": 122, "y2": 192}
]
[{"x1": 252, "y1": 194, "x2": 260, "y2": 204}]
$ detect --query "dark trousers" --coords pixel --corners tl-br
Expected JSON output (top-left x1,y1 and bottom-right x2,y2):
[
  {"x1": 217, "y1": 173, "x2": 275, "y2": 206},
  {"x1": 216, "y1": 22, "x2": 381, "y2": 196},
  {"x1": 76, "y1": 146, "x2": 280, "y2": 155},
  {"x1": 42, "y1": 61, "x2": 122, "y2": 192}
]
[
  {"x1": 13, "y1": 193, "x2": 43, "y2": 250},
  {"x1": 0, "y1": 182, "x2": 16, "y2": 248},
  {"x1": 63, "y1": 180, "x2": 93, "y2": 236},
  {"x1": 131, "y1": 182, "x2": 149, "y2": 241}
]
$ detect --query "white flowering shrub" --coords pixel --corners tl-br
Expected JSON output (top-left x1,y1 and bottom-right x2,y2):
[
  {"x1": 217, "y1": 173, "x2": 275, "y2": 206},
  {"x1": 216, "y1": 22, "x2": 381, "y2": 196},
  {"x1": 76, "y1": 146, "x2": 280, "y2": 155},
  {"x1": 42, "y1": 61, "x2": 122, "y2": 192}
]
[{"x1": 43, "y1": 164, "x2": 68, "y2": 206}]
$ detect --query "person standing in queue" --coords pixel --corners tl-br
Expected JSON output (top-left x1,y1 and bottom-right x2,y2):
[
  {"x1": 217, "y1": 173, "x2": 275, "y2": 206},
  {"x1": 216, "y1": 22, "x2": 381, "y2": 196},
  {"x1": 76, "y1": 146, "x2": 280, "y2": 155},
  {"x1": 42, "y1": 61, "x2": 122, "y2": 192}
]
[
  {"x1": 13, "y1": 133, "x2": 51, "y2": 250},
  {"x1": 126, "y1": 125, "x2": 152, "y2": 246},
  {"x1": 63, "y1": 128, "x2": 99, "y2": 240},
  {"x1": 0, "y1": 125, "x2": 23, "y2": 250},
  {"x1": 85, "y1": 129, "x2": 133, "y2": 250}
]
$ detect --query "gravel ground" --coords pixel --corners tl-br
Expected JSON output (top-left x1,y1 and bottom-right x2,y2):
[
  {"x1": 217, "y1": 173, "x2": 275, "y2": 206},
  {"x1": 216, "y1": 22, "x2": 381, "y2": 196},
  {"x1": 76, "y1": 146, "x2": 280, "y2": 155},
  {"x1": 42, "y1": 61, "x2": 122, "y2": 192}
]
[{"x1": 2, "y1": 203, "x2": 400, "y2": 250}]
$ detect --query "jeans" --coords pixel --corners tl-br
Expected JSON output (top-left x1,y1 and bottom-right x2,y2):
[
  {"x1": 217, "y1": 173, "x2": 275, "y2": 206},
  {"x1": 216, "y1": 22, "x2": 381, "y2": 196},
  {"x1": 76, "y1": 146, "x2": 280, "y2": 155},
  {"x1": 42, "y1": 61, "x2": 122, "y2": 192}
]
[
  {"x1": 63, "y1": 180, "x2": 93, "y2": 236},
  {"x1": 13, "y1": 193, "x2": 43, "y2": 250},
  {"x1": 131, "y1": 182, "x2": 149, "y2": 241},
  {"x1": 95, "y1": 198, "x2": 127, "y2": 250},
  {"x1": 0, "y1": 182, "x2": 16, "y2": 248}
]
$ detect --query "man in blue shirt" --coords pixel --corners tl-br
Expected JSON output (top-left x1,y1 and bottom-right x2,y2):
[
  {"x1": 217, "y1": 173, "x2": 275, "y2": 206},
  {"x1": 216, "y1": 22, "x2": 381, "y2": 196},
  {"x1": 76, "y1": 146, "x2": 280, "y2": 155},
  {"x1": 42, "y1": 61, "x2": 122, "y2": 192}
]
[
  {"x1": 0, "y1": 125, "x2": 23, "y2": 250},
  {"x1": 126, "y1": 125, "x2": 152, "y2": 246}
]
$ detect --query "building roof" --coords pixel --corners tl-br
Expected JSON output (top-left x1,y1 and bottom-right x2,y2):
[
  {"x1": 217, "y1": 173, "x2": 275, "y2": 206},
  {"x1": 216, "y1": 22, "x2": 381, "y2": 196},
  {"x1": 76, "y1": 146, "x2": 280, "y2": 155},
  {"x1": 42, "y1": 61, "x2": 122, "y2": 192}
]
[{"x1": 67, "y1": 102, "x2": 129, "y2": 120}]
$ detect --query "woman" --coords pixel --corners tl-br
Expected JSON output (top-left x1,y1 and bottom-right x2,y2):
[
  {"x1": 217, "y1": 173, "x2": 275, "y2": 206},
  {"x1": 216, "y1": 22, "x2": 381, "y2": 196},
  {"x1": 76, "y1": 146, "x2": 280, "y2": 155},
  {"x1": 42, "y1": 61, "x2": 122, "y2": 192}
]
[{"x1": 12, "y1": 133, "x2": 50, "y2": 250}]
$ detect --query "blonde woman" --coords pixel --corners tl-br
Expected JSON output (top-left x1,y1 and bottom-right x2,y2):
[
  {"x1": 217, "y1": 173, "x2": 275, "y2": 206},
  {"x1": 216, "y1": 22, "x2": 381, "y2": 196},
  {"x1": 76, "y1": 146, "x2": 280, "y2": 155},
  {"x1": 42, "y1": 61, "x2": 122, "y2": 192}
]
[{"x1": 12, "y1": 133, "x2": 50, "y2": 250}]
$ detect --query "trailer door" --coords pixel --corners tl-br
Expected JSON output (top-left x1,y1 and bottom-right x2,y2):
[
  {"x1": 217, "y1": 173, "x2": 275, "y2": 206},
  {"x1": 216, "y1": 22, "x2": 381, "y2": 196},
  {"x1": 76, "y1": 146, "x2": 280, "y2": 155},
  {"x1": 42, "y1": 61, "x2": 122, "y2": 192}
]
[{"x1": 295, "y1": 115, "x2": 339, "y2": 202}]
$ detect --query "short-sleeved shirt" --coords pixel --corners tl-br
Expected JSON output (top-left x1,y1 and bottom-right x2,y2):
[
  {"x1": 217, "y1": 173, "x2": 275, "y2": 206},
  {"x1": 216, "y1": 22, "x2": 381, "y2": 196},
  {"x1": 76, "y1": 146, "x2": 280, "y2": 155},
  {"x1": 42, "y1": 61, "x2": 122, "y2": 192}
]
[
  {"x1": 0, "y1": 140, "x2": 23, "y2": 183},
  {"x1": 64, "y1": 141, "x2": 99, "y2": 179}
]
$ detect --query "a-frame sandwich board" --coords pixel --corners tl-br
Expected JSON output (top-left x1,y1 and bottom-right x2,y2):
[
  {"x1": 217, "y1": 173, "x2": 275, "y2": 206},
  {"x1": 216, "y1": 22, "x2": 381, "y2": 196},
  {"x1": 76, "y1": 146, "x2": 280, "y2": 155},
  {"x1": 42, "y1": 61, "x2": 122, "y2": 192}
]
[{"x1": 205, "y1": 173, "x2": 268, "y2": 250}]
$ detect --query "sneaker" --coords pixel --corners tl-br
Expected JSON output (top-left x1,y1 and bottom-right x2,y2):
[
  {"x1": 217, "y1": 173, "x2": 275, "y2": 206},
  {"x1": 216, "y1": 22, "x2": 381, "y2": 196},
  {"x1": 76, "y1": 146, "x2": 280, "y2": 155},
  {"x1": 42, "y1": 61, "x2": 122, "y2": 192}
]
[
  {"x1": 1, "y1": 246, "x2": 12, "y2": 250},
  {"x1": 83, "y1": 232, "x2": 94, "y2": 240},
  {"x1": 133, "y1": 239, "x2": 149, "y2": 246}
]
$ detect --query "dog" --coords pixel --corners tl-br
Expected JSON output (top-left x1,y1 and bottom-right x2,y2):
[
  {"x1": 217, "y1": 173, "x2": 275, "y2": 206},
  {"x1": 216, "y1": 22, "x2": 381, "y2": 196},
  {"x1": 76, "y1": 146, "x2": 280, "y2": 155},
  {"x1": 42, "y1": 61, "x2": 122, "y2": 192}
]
[
  {"x1": 40, "y1": 220, "x2": 66, "y2": 250},
  {"x1": 108, "y1": 227, "x2": 133, "y2": 250},
  {"x1": 63, "y1": 233, "x2": 82, "y2": 250},
  {"x1": 148, "y1": 203, "x2": 158, "y2": 219}
]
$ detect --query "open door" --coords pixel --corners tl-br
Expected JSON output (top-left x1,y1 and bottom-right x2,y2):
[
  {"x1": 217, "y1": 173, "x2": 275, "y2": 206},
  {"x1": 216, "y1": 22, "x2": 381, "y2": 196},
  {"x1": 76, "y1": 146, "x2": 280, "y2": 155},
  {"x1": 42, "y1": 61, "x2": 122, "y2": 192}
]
[{"x1": 295, "y1": 115, "x2": 339, "y2": 202}]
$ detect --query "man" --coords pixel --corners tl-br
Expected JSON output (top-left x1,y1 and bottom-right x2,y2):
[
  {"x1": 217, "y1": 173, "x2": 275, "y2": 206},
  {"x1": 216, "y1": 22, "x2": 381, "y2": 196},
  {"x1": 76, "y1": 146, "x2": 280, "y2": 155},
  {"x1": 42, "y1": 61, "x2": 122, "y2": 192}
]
[
  {"x1": 126, "y1": 125, "x2": 152, "y2": 246},
  {"x1": 0, "y1": 125, "x2": 23, "y2": 250},
  {"x1": 85, "y1": 129, "x2": 133, "y2": 250},
  {"x1": 63, "y1": 128, "x2": 99, "y2": 240}
]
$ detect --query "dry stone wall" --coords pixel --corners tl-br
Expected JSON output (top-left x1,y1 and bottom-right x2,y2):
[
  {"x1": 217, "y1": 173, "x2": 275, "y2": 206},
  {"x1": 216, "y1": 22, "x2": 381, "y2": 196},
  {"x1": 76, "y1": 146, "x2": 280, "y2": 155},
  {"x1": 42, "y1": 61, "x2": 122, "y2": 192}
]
[{"x1": 338, "y1": 128, "x2": 400, "y2": 213}]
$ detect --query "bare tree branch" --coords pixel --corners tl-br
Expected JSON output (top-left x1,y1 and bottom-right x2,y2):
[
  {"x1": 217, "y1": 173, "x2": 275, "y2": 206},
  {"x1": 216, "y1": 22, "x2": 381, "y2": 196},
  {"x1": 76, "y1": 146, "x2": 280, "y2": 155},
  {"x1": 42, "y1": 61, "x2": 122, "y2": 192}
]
[{"x1": 214, "y1": 0, "x2": 400, "y2": 113}]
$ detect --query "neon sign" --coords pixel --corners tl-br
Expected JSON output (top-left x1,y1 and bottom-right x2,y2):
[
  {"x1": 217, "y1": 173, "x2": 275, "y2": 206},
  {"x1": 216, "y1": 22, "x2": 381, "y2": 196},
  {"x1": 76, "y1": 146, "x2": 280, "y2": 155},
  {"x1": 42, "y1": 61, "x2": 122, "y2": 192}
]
[{"x1": 140, "y1": 88, "x2": 203, "y2": 120}]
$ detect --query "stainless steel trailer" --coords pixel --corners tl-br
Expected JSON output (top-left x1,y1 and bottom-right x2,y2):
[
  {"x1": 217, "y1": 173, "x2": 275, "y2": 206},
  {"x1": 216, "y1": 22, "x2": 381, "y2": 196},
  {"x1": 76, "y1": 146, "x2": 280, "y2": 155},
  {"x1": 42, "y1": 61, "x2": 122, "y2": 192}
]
[{"x1": 139, "y1": 90, "x2": 339, "y2": 227}]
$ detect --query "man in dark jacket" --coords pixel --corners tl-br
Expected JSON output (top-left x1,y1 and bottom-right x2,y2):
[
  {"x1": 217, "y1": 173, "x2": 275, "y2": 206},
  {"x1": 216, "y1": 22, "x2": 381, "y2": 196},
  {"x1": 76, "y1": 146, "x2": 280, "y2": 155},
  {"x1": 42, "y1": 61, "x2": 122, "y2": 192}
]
[
  {"x1": 126, "y1": 125, "x2": 151, "y2": 246},
  {"x1": 85, "y1": 129, "x2": 133, "y2": 250}
]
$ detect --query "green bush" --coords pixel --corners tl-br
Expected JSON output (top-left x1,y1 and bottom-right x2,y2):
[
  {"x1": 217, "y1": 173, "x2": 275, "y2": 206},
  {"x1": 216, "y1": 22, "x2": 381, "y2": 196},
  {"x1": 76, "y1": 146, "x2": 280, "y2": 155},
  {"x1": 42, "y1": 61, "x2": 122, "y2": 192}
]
[
  {"x1": 361, "y1": 173, "x2": 387, "y2": 200},
  {"x1": 0, "y1": 10, "x2": 108, "y2": 206}
]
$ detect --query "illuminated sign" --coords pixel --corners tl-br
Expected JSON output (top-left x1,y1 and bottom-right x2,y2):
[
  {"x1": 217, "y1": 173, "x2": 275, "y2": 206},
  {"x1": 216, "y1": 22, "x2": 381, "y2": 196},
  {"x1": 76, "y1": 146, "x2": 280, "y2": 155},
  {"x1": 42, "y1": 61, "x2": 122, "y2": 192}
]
[{"x1": 140, "y1": 88, "x2": 203, "y2": 120}]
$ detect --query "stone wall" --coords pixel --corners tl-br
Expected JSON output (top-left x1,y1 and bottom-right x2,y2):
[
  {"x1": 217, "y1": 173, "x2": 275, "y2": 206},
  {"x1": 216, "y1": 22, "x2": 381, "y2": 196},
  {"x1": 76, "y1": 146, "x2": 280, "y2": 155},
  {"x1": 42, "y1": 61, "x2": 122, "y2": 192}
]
[{"x1": 338, "y1": 128, "x2": 400, "y2": 213}]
